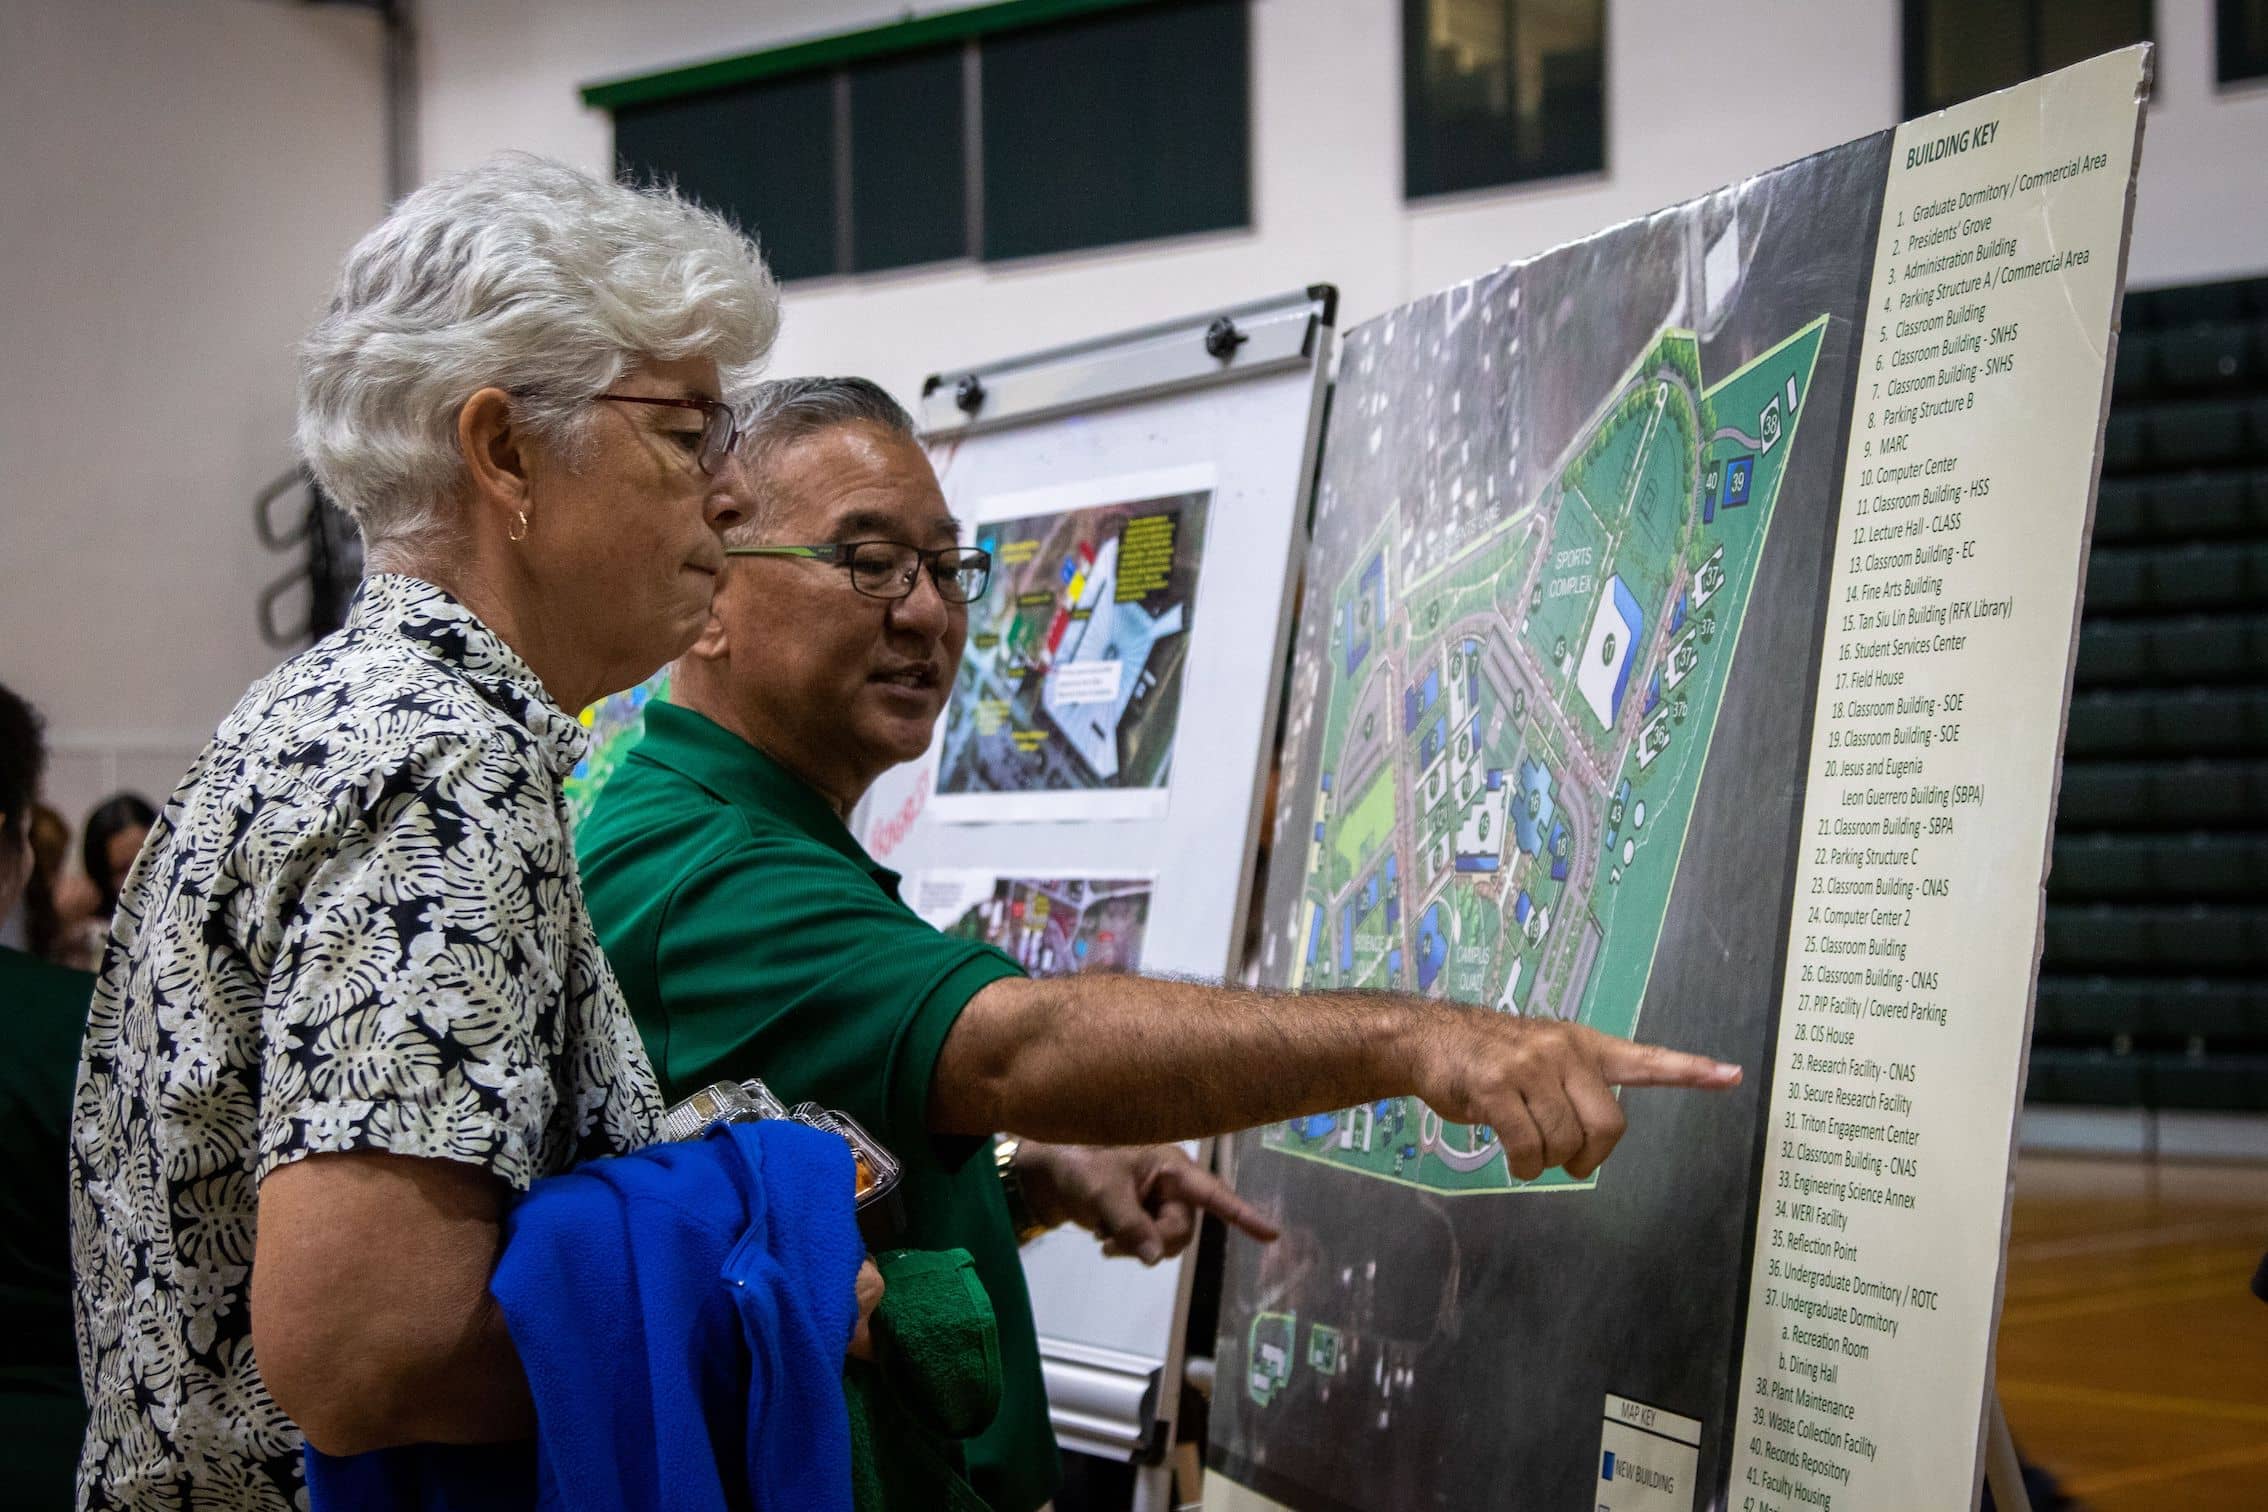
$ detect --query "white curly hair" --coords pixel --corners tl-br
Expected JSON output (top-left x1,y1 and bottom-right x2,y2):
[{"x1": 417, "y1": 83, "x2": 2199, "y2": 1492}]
[{"x1": 297, "y1": 152, "x2": 780, "y2": 556}]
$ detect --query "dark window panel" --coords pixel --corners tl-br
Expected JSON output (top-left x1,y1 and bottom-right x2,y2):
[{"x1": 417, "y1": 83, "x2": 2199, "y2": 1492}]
[
  {"x1": 2221, "y1": 0, "x2": 2268, "y2": 83},
  {"x1": 849, "y1": 44, "x2": 968, "y2": 273},
  {"x1": 1404, "y1": 0, "x2": 1605, "y2": 201},
  {"x1": 1907, "y1": 0, "x2": 2033, "y2": 115},
  {"x1": 980, "y1": 0, "x2": 1250, "y2": 262},
  {"x1": 1903, "y1": 0, "x2": 2151, "y2": 116},
  {"x1": 2040, "y1": 0, "x2": 2151, "y2": 69},
  {"x1": 615, "y1": 71, "x2": 839, "y2": 282}
]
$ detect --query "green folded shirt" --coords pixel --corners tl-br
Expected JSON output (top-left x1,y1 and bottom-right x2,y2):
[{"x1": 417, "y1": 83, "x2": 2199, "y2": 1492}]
[{"x1": 848, "y1": 1246, "x2": 1001, "y2": 1512}]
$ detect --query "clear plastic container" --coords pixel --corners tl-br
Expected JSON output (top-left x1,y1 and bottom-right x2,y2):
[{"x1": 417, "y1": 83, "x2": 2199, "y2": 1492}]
[{"x1": 657, "y1": 1077, "x2": 903, "y2": 1216}]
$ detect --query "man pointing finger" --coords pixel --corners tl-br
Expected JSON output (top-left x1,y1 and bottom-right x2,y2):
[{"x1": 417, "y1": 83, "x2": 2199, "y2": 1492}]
[{"x1": 577, "y1": 377, "x2": 1740, "y2": 1512}]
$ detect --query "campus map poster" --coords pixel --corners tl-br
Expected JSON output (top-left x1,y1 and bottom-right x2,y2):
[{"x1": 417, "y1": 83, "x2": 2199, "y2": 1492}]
[
  {"x1": 906, "y1": 871, "x2": 1154, "y2": 976},
  {"x1": 932, "y1": 465, "x2": 1212, "y2": 822},
  {"x1": 1210, "y1": 49, "x2": 2147, "y2": 1512}
]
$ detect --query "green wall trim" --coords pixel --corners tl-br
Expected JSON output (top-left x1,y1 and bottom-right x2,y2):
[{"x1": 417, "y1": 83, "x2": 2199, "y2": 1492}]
[{"x1": 581, "y1": 0, "x2": 1161, "y2": 111}]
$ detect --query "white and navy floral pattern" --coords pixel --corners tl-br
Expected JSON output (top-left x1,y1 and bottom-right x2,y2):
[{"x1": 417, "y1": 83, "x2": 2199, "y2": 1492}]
[{"x1": 69, "y1": 574, "x2": 663, "y2": 1509}]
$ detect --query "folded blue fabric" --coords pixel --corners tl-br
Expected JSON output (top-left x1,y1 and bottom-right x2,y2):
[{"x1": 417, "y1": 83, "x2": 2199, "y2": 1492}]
[{"x1": 307, "y1": 1120, "x2": 865, "y2": 1512}]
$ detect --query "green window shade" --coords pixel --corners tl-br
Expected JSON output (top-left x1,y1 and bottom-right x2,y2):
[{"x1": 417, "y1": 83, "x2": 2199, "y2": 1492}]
[
  {"x1": 1403, "y1": 0, "x2": 1605, "y2": 200},
  {"x1": 850, "y1": 45, "x2": 968, "y2": 273},
  {"x1": 615, "y1": 71, "x2": 839, "y2": 282},
  {"x1": 979, "y1": 0, "x2": 1250, "y2": 262}
]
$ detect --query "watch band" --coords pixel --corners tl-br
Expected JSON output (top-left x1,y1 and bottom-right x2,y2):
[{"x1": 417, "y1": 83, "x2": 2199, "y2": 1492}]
[{"x1": 993, "y1": 1137, "x2": 1053, "y2": 1244}]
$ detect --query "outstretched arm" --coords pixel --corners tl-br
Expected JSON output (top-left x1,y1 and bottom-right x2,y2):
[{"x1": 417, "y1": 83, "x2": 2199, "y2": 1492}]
[{"x1": 931, "y1": 975, "x2": 1740, "y2": 1181}]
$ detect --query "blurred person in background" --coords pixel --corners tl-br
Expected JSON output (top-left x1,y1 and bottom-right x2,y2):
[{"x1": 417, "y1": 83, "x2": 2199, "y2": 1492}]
[
  {"x1": 0, "y1": 800, "x2": 70, "y2": 960},
  {"x1": 0, "y1": 683, "x2": 97, "y2": 1508},
  {"x1": 52, "y1": 792, "x2": 155, "y2": 969},
  {"x1": 79, "y1": 792, "x2": 155, "y2": 921}
]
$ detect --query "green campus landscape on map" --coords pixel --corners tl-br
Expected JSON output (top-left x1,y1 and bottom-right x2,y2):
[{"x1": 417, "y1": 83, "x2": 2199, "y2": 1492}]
[{"x1": 1264, "y1": 317, "x2": 1827, "y2": 1197}]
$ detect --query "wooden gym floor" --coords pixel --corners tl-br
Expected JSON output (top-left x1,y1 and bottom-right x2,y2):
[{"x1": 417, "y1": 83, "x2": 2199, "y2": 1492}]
[{"x1": 1997, "y1": 1154, "x2": 2268, "y2": 1510}]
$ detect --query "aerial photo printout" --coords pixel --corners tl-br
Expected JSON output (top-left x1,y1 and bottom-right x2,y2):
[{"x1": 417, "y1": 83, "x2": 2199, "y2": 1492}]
[
  {"x1": 1211, "y1": 129, "x2": 1896, "y2": 1511},
  {"x1": 1267, "y1": 319, "x2": 1824, "y2": 1197},
  {"x1": 932, "y1": 468, "x2": 1211, "y2": 822}
]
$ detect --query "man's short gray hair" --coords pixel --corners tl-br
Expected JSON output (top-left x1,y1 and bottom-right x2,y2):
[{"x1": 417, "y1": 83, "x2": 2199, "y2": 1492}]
[
  {"x1": 298, "y1": 152, "x2": 781, "y2": 554},
  {"x1": 730, "y1": 377, "x2": 919, "y2": 539}
]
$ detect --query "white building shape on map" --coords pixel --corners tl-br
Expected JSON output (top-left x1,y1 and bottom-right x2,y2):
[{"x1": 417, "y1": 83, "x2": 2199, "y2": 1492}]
[
  {"x1": 1454, "y1": 767, "x2": 1512, "y2": 873},
  {"x1": 1041, "y1": 532, "x2": 1185, "y2": 780},
  {"x1": 1494, "y1": 955, "x2": 1524, "y2": 1014},
  {"x1": 1576, "y1": 574, "x2": 1646, "y2": 731}
]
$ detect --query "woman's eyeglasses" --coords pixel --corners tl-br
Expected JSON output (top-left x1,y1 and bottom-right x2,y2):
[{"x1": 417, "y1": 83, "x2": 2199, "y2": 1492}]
[{"x1": 591, "y1": 392, "x2": 741, "y2": 476}]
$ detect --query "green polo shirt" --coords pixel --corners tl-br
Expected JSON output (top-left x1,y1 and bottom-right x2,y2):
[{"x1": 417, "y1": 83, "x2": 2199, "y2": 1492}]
[{"x1": 576, "y1": 701, "x2": 1055, "y2": 1512}]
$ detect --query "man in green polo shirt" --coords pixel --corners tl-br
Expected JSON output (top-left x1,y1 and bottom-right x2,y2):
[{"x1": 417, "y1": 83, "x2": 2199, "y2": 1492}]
[{"x1": 578, "y1": 379, "x2": 1744, "y2": 1511}]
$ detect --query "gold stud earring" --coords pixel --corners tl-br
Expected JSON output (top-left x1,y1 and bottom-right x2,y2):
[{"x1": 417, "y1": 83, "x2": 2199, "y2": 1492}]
[{"x1": 510, "y1": 509, "x2": 530, "y2": 543}]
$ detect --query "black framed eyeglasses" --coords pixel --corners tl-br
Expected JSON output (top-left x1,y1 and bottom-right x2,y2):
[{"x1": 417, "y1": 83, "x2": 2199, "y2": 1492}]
[
  {"x1": 724, "y1": 540, "x2": 994, "y2": 604},
  {"x1": 591, "y1": 392, "x2": 741, "y2": 476}
]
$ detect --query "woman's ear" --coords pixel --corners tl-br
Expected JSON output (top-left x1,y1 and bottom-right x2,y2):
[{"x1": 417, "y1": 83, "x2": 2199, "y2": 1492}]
[{"x1": 457, "y1": 387, "x2": 532, "y2": 530}]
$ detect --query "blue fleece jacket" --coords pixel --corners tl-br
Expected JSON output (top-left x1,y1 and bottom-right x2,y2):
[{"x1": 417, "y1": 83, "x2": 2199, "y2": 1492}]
[{"x1": 306, "y1": 1120, "x2": 866, "y2": 1512}]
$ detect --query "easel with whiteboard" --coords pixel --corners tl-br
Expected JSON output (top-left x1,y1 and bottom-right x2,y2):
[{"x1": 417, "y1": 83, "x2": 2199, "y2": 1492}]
[{"x1": 853, "y1": 288, "x2": 1336, "y2": 1511}]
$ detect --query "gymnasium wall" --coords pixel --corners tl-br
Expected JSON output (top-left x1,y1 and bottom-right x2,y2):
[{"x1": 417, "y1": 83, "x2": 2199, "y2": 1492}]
[
  {"x1": 0, "y1": 0, "x2": 385, "y2": 825},
  {"x1": 415, "y1": 0, "x2": 2268, "y2": 398},
  {"x1": 9, "y1": 0, "x2": 2266, "y2": 828}
]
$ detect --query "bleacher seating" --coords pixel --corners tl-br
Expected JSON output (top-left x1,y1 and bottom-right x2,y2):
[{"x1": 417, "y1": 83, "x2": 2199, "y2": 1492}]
[{"x1": 2029, "y1": 273, "x2": 2268, "y2": 1118}]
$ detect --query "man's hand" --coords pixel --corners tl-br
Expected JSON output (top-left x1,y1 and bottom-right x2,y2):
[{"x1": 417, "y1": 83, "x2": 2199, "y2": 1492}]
[
  {"x1": 1013, "y1": 1142, "x2": 1281, "y2": 1265},
  {"x1": 1403, "y1": 1014, "x2": 1742, "y2": 1181},
  {"x1": 847, "y1": 1258, "x2": 885, "y2": 1361}
]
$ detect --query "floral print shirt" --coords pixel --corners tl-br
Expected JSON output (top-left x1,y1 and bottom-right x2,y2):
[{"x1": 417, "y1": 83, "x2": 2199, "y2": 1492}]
[{"x1": 69, "y1": 574, "x2": 663, "y2": 1509}]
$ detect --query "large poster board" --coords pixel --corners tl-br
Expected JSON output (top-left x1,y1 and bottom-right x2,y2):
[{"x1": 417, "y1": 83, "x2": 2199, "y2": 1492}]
[{"x1": 1210, "y1": 48, "x2": 2147, "y2": 1512}]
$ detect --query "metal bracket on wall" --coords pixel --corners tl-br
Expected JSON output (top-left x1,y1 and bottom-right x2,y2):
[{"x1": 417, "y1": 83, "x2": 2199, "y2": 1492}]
[
  {"x1": 919, "y1": 284, "x2": 1336, "y2": 438},
  {"x1": 302, "y1": 0, "x2": 418, "y2": 200}
]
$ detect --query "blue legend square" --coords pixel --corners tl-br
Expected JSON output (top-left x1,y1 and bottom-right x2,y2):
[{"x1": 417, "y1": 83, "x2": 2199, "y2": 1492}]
[
  {"x1": 1723, "y1": 454, "x2": 1755, "y2": 508},
  {"x1": 1601, "y1": 1450, "x2": 1616, "y2": 1482}
]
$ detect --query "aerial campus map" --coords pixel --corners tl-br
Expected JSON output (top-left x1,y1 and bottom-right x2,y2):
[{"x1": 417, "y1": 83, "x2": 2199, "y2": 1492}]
[
  {"x1": 1213, "y1": 131, "x2": 1892, "y2": 1512},
  {"x1": 1264, "y1": 319, "x2": 1824, "y2": 1196}
]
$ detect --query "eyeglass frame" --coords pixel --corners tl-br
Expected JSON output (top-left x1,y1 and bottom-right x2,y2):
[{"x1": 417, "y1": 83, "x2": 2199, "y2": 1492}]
[
  {"x1": 587, "y1": 392, "x2": 742, "y2": 476},
  {"x1": 723, "y1": 540, "x2": 995, "y2": 604}
]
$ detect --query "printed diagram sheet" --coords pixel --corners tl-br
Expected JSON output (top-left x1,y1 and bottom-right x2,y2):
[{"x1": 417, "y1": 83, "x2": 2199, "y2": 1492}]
[
  {"x1": 906, "y1": 872, "x2": 1155, "y2": 976},
  {"x1": 932, "y1": 465, "x2": 1213, "y2": 822},
  {"x1": 1268, "y1": 320, "x2": 1825, "y2": 1195}
]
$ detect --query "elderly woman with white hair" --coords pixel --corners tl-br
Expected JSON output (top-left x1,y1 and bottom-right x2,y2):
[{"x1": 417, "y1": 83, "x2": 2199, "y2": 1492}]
[{"x1": 68, "y1": 155, "x2": 787, "y2": 1507}]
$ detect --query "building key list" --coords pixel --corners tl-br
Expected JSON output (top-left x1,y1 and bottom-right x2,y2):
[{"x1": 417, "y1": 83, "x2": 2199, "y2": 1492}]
[{"x1": 1729, "y1": 48, "x2": 2147, "y2": 1512}]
